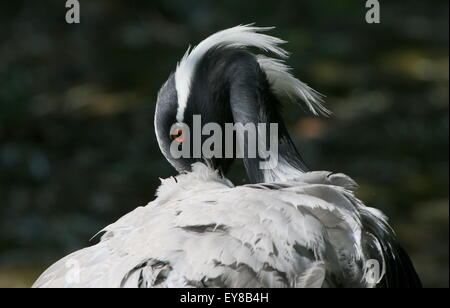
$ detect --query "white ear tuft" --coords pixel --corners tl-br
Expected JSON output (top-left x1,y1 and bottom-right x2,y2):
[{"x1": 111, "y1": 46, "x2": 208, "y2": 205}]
[
  {"x1": 175, "y1": 24, "x2": 289, "y2": 122},
  {"x1": 175, "y1": 25, "x2": 330, "y2": 121},
  {"x1": 256, "y1": 55, "x2": 331, "y2": 116}
]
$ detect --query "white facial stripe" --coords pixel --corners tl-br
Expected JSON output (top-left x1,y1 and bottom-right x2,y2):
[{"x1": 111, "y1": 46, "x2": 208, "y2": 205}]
[{"x1": 175, "y1": 25, "x2": 289, "y2": 123}]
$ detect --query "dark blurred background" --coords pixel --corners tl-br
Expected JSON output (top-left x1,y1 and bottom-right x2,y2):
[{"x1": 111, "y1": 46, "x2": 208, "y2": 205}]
[{"x1": 0, "y1": 0, "x2": 448, "y2": 288}]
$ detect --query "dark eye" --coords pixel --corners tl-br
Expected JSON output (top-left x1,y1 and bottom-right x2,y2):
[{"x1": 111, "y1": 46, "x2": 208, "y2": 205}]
[{"x1": 170, "y1": 128, "x2": 184, "y2": 142}]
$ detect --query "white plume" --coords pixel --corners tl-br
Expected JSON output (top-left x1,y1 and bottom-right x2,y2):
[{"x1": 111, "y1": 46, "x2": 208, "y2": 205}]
[
  {"x1": 257, "y1": 55, "x2": 330, "y2": 116},
  {"x1": 175, "y1": 24, "x2": 329, "y2": 121}
]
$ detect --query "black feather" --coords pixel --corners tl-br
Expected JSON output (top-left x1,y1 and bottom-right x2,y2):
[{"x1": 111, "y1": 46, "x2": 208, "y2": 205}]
[
  {"x1": 362, "y1": 211, "x2": 423, "y2": 288},
  {"x1": 186, "y1": 47, "x2": 309, "y2": 183}
]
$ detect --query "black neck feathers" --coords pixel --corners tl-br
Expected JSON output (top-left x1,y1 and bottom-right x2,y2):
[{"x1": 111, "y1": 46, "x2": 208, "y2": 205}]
[{"x1": 187, "y1": 48, "x2": 308, "y2": 183}]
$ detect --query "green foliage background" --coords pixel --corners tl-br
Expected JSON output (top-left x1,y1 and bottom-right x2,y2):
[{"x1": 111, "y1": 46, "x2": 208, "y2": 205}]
[{"x1": 0, "y1": 0, "x2": 448, "y2": 287}]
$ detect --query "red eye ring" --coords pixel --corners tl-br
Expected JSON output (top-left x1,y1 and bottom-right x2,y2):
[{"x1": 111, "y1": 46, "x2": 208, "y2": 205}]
[{"x1": 171, "y1": 128, "x2": 184, "y2": 142}]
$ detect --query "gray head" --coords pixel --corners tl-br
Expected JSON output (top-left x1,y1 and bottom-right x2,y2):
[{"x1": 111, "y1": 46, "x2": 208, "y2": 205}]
[{"x1": 154, "y1": 25, "x2": 329, "y2": 182}]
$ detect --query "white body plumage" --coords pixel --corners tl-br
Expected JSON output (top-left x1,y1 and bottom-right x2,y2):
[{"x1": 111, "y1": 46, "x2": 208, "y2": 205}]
[{"x1": 34, "y1": 163, "x2": 388, "y2": 288}]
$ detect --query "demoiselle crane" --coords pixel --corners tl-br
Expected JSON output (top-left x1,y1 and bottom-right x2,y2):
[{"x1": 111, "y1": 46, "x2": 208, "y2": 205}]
[{"x1": 33, "y1": 25, "x2": 421, "y2": 288}]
